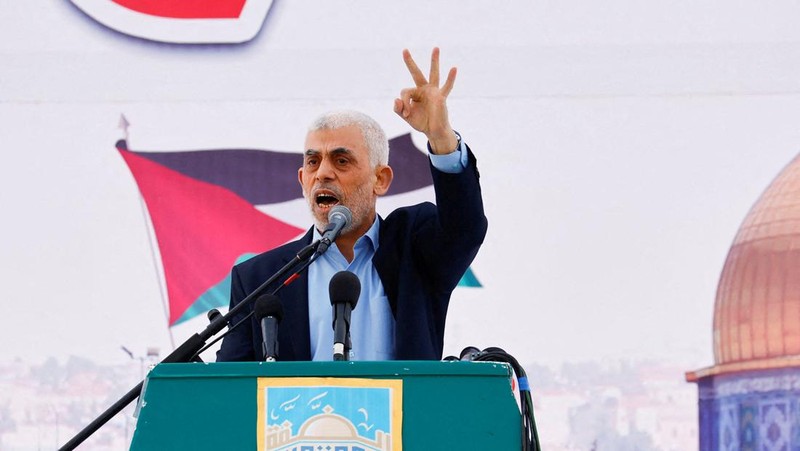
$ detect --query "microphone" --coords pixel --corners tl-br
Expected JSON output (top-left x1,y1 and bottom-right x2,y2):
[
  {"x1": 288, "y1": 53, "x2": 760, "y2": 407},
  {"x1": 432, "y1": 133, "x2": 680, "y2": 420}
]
[
  {"x1": 253, "y1": 294, "x2": 283, "y2": 362},
  {"x1": 329, "y1": 270, "x2": 360, "y2": 361},
  {"x1": 316, "y1": 205, "x2": 352, "y2": 255}
]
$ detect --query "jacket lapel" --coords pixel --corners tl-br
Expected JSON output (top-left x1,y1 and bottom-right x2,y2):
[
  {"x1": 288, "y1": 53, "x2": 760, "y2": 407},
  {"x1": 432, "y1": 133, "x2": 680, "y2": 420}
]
[{"x1": 373, "y1": 216, "x2": 399, "y2": 317}]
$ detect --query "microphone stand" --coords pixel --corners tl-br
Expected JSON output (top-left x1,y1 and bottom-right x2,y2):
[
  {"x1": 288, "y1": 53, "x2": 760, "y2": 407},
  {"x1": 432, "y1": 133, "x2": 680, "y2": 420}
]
[
  {"x1": 332, "y1": 305, "x2": 353, "y2": 361},
  {"x1": 58, "y1": 240, "x2": 320, "y2": 451}
]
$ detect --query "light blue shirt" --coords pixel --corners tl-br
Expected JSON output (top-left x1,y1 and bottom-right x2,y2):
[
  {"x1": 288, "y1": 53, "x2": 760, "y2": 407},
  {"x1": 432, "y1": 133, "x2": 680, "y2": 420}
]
[
  {"x1": 308, "y1": 217, "x2": 393, "y2": 361},
  {"x1": 307, "y1": 136, "x2": 468, "y2": 361}
]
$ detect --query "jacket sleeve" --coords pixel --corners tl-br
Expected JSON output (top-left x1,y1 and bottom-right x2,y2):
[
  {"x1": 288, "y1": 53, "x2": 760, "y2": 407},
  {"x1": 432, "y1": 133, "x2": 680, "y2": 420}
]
[{"x1": 413, "y1": 146, "x2": 488, "y2": 291}]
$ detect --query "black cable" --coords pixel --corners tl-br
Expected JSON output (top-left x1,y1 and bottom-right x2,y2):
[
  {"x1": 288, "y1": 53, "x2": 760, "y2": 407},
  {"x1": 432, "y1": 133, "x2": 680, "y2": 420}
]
[{"x1": 450, "y1": 346, "x2": 541, "y2": 451}]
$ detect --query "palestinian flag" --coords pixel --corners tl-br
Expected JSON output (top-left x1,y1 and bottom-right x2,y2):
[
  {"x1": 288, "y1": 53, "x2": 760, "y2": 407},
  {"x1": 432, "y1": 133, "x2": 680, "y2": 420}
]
[{"x1": 117, "y1": 134, "x2": 481, "y2": 326}]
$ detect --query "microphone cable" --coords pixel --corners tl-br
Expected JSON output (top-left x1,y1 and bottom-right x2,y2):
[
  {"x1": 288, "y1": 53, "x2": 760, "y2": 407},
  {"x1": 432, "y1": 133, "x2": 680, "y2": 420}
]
[{"x1": 446, "y1": 346, "x2": 541, "y2": 451}]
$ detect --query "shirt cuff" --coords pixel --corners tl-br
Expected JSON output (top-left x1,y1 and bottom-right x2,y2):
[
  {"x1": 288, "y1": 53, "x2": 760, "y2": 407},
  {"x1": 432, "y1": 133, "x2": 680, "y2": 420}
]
[{"x1": 427, "y1": 132, "x2": 469, "y2": 174}]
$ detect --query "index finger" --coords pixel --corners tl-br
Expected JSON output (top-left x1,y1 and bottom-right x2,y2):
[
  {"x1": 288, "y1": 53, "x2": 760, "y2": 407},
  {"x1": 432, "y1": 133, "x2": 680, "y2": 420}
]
[{"x1": 403, "y1": 49, "x2": 428, "y2": 87}]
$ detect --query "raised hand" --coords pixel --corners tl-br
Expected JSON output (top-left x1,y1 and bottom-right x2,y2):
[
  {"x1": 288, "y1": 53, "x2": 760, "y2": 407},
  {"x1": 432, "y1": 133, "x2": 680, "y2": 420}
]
[{"x1": 393, "y1": 47, "x2": 459, "y2": 155}]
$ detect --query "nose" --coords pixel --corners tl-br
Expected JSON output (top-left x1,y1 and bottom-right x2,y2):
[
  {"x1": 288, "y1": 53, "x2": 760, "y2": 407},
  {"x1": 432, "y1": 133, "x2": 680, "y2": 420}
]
[{"x1": 315, "y1": 156, "x2": 336, "y2": 181}]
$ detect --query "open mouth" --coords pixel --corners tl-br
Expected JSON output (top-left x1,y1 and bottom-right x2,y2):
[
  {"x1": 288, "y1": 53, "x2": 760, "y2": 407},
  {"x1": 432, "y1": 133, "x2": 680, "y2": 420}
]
[{"x1": 315, "y1": 191, "x2": 340, "y2": 208}]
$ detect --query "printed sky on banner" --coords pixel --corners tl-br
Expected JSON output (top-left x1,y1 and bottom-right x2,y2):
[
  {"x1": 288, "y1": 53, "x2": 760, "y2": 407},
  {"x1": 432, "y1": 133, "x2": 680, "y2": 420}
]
[{"x1": 11, "y1": 0, "x2": 800, "y2": 376}]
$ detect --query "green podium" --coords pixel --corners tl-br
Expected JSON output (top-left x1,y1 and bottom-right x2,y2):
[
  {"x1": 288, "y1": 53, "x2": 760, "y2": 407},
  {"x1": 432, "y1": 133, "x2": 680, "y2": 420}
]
[{"x1": 130, "y1": 361, "x2": 521, "y2": 450}]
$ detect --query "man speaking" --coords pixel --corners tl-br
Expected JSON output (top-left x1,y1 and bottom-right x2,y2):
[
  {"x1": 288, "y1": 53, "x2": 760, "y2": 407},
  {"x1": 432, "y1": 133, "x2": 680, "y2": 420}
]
[{"x1": 216, "y1": 48, "x2": 487, "y2": 362}]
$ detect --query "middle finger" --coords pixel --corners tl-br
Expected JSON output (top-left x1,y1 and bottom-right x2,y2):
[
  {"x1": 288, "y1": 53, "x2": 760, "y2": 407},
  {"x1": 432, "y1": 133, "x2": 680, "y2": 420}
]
[{"x1": 429, "y1": 47, "x2": 440, "y2": 86}]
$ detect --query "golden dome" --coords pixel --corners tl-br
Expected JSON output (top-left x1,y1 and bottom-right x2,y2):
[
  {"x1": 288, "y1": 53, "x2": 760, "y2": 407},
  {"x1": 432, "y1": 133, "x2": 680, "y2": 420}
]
[
  {"x1": 713, "y1": 153, "x2": 800, "y2": 366},
  {"x1": 297, "y1": 407, "x2": 358, "y2": 438}
]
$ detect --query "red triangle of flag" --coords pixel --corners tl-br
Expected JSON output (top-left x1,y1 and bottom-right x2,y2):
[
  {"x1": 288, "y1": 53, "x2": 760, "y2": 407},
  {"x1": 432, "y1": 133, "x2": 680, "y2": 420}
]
[{"x1": 118, "y1": 148, "x2": 304, "y2": 324}]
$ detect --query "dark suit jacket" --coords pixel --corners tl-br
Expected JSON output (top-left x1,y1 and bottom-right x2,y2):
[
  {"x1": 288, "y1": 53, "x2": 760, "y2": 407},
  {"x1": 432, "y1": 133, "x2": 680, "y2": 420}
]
[{"x1": 216, "y1": 149, "x2": 487, "y2": 361}]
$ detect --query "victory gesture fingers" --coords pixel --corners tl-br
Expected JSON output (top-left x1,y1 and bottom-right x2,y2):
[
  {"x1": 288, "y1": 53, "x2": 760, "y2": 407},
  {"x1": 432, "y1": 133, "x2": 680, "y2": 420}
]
[{"x1": 393, "y1": 48, "x2": 459, "y2": 155}]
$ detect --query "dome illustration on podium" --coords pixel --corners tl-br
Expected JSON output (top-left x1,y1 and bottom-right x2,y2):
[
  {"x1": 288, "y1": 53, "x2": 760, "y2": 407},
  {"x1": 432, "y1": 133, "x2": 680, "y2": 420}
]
[
  {"x1": 687, "y1": 152, "x2": 800, "y2": 450},
  {"x1": 265, "y1": 405, "x2": 392, "y2": 451}
]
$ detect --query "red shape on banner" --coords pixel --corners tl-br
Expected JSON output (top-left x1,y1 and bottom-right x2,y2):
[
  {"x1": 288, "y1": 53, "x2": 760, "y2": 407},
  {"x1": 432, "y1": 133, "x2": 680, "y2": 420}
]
[{"x1": 111, "y1": 0, "x2": 246, "y2": 19}]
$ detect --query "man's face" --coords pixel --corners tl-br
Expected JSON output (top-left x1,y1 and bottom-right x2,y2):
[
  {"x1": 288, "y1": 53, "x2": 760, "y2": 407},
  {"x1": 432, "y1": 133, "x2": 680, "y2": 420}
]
[{"x1": 298, "y1": 125, "x2": 387, "y2": 235}]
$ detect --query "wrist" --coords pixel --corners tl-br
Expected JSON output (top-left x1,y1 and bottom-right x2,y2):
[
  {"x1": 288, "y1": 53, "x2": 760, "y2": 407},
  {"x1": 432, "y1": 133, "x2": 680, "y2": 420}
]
[{"x1": 428, "y1": 130, "x2": 460, "y2": 155}]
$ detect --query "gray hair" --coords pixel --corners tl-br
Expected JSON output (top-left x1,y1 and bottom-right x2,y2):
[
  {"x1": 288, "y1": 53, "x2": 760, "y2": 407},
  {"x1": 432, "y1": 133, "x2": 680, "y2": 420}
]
[{"x1": 308, "y1": 110, "x2": 389, "y2": 167}]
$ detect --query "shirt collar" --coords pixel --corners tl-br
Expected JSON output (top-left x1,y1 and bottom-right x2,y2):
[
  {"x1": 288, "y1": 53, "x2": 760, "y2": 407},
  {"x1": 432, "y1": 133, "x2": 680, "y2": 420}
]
[
  {"x1": 312, "y1": 215, "x2": 381, "y2": 253},
  {"x1": 361, "y1": 215, "x2": 381, "y2": 251}
]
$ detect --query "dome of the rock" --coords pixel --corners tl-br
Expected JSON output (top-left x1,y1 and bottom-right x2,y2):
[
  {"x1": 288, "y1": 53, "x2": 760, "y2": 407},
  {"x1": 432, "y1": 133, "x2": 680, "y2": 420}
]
[
  {"x1": 687, "y1": 152, "x2": 800, "y2": 450},
  {"x1": 713, "y1": 153, "x2": 800, "y2": 367}
]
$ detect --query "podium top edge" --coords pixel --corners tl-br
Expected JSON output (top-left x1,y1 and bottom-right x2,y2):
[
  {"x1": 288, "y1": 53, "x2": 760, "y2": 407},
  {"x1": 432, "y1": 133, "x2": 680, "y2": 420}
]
[{"x1": 147, "y1": 361, "x2": 514, "y2": 379}]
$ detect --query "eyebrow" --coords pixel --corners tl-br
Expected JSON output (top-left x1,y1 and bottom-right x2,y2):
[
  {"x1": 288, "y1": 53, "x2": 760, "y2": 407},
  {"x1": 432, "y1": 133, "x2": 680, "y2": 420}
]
[{"x1": 304, "y1": 147, "x2": 353, "y2": 157}]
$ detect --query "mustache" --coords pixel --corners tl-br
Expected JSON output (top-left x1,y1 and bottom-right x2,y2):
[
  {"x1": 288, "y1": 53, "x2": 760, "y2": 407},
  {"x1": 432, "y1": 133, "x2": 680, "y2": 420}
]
[{"x1": 310, "y1": 184, "x2": 344, "y2": 199}]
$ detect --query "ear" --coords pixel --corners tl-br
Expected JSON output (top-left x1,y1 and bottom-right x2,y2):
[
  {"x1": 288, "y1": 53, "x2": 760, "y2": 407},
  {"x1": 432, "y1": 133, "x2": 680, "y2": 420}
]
[
  {"x1": 298, "y1": 167, "x2": 304, "y2": 187},
  {"x1": 373, "y1": 165, "x2": 393, "y2": 196}
]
